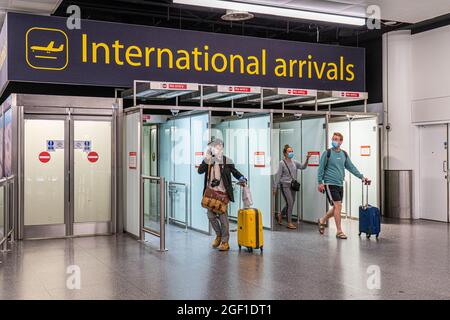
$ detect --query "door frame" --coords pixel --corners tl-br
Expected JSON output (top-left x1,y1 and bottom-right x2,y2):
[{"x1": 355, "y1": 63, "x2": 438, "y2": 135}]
[{"x1": 19, "y1": 109, "x2": 117, "y2": 239}]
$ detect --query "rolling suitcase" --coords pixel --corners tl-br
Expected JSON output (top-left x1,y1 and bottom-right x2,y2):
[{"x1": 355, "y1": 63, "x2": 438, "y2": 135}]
[
  {"x1": 237, "y1": 184, "x2": 264, "y2": 252},
  {"x1": 359, "y1": 181, "x2": 381, "y2": 239}
]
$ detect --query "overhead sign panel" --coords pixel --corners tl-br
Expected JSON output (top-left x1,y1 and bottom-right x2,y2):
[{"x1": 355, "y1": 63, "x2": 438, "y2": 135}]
[
  {"x1": 277, "y1": 88, "x2": 317, "y2": 97},
  {"x1": 5, "y1": 12, "x2": 366, "y2": 92}
]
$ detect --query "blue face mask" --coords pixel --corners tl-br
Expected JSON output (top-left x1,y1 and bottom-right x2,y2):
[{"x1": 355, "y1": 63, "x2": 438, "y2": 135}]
[
  {"x1": 287, "y1": 152, "x2": 294, "y2": 159},
  {"x1": 331, "y1": 140, "x2": 340, "y2": 149}
]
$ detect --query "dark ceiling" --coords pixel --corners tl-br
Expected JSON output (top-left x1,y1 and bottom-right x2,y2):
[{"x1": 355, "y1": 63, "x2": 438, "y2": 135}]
[{"x1": 53, "y1": 0, "x2": 407, "y2": 47}]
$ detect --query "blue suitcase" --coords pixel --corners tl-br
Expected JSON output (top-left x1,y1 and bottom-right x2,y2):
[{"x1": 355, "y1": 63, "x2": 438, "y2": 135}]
[{"x1": 359, "y1": 181, "x2": 381, "y2": 239}]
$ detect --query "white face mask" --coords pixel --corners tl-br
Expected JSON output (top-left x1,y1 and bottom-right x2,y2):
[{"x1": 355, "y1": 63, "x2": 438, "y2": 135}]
[{"x1": 211, "y1": 146, "x2": 224, "y2": 158}]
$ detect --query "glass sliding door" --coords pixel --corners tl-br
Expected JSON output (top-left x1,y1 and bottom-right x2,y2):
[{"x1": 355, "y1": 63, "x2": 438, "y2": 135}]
[
  {"x1": 301, "y1": 117, "x2": 327, "y2": 223},
  {"x1": 72, "y1": 118, "x2": 112, "y2": 235},
  {"x1": 23, "y1": 115, "x2": 114, "y2": 239},
  {"x1": 24, "y1": 118, "x2": 67, "y2": 238}
]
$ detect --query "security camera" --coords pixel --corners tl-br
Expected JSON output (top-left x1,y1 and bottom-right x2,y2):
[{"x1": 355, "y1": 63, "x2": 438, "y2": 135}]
[
  {"x1": 294, "y1": 113, "x2": 302, "y2": 120},
  {"x1": 235, "y1": 111, "x2": 244, "y2": 119},
  {"x1": 170, "y1": 109, "x2": 180, "y2": 116},
  {"x1": 386, "y1": 123, "x2": 392, "y2": 131}
]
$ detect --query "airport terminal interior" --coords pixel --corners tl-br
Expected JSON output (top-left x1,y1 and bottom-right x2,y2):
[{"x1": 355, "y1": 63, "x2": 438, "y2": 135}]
[{"x1": 1, "y1": 0, "x2": 450, "y2": 301}]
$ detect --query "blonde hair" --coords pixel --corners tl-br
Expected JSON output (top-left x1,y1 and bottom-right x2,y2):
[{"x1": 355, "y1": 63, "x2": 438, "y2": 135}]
[{"x1": 333, "y1": 132, "x2": 344, "y2": 141}]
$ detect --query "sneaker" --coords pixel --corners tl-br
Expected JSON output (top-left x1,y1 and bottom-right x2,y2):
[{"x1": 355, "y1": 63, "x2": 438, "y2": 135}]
[
  {"x1": 211, "y1": 236, "x2": 222, "y2": 248},
  {"x1": 218, "y1": 242, "x2": 230, "y2": 251},
  {"x1": 287, "y1": 223, "x2": 297, "y2": 229}
]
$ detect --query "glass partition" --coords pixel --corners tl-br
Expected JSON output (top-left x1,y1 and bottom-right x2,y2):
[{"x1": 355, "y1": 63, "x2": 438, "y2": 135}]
[
  {"x1": 0, "y1": 184, "x2": 4, "y2": 241},
  {"x1": 327, "y1": 116, "x2": 379, "y2": 218},
  {"x1": 211, "y1": 114, "x2": 271, "y2": 229},
  {"x1": 143, "y1": 178, "x2": 161, "y2": 234},
  {"x1": 157, "y1": 113, "x2": 210, "y2": 233},
  {"x1": 273, "y1": 115, "x2": 327, "y2": 224}
]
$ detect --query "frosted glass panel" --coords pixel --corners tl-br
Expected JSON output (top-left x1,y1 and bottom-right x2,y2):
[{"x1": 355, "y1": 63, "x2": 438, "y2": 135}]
[
  {"x1": 172, "y1": 117, "x2": 190, "y2": 224},
  {"x1": 278, "y1": 120, "x2": 302, "y2": 219},
  {"x1": 350, "y1": 119, "x2": 378, "y2": 218},
  {"x1": 4, "y1": 109, "x2": 12, "y2": 177},
  {"x1": 249, "y1": 116, "x2": 271, "y2": 228},
  {"x1": 74, "y1": 120, "x2": 111, "y2": 223},
  {"x1": 302, "y1": 118, "x2": 326, "y2": 223},
  {"x1": 159, "y1": 121, "x2": 174, "y2": 182},
  {"x1": 0, "y1": 186, "x2": 4, "y2": 239},
  {"x1": 190, "y1": 114, "x2": 209, "y2": 232},
  {"x1": 228, "y1": 119, "x2": 249, "y2": 219},
  {"x1": 24, "y1": 119, "x2": 65, "y2": 226}
]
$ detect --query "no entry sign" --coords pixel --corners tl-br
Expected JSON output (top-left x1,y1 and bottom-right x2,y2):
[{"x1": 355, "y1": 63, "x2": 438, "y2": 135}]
[
  {"x1": 39, "y1": 151, "x2": 51, "y2": 163},
  {"x1": 87, "y1": 151, "x2": 99, "y2": 163}
]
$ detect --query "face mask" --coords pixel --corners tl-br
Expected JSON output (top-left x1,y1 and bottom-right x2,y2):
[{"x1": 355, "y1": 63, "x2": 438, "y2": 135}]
[
  {"x1": 211, "y1": 146, "x2": 223, "y2": 158},
  {"x1": 331, "y1": 140, "x2": 341, "y2": 149},
  {"x1": 287, "y1": 152, "x2": 294, "y2": 159}
]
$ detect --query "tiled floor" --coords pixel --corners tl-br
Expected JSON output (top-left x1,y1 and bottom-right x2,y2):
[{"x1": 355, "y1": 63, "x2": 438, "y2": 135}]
[{"x1": 1, "y1": 218, "x2": 450, "y2": 300}]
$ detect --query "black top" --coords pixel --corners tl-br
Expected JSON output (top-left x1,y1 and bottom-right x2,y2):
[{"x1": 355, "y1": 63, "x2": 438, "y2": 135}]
[{"x1": 197, "y1": 156, "x2": 244, "y2": 202}]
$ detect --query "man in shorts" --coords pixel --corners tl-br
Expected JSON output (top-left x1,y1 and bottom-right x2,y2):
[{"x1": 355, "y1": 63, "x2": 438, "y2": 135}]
[{"x1": 317, "y1": 132, "x2": 368, "y2": 239}]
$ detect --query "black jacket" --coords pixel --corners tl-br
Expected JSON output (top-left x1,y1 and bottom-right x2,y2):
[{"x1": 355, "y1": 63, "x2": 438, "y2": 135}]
[{"x1": 197, "y1": 156, "x2": 244, "y2": 202}]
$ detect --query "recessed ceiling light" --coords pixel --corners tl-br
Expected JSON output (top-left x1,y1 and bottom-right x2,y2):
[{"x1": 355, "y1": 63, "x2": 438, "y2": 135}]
[
  {"x1": 173, "y1": 0, "x2": 366, "y2": 26},
  {"x1": 221, "y1": 10, "x2": 254, "y2": 21},
  {"x1": 383, "y1": 21, "x2": 398, "y2": 26}
]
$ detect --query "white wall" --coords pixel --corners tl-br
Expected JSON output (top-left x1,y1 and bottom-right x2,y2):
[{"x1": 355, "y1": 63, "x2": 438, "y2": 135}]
[
  {"x1": 412, "y1": 25, "x2": 450, "y2": 101},
  {"x1": 383, "y1": 25, "x2": 450, "y2": 219}
]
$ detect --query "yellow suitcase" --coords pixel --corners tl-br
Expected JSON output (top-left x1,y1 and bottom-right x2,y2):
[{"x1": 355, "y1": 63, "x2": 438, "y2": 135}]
[{"x1": 237, "y1": 208, "x2": 264, "y2": 252}]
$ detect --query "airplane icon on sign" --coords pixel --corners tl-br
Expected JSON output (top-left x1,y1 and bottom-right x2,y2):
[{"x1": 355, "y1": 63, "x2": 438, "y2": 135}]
[{"x1": 31, "y1": 41, "x2": 64, "y2": 53}]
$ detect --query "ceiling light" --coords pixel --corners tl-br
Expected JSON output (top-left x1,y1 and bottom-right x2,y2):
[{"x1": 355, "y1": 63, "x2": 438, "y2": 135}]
[
  {"x1": 221, "y1": 9, "x2": 254, "y2": 21},
  {"x1": 173, "y1": 0, "x2": 366, "y2": 26}
]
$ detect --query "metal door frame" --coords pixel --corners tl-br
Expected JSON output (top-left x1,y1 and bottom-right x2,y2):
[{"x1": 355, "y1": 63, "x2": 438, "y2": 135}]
[{"x1": 19, "y1": 109, "x2": 116, "y2": 239}]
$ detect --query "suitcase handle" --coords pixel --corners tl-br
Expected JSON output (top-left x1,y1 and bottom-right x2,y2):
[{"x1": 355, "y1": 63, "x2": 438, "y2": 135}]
[
  {"x1": 361, "y1": 180, "x2": 371, "y2": 208},
  {"x1": 234, "y1": 181, "x2": 246, "y2": 210}
]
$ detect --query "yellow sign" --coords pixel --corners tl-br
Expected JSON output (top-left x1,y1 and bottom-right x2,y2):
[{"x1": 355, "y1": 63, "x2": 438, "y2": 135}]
[{"x1": 26, "y1": 27, "x2": 68, "y2": 70}]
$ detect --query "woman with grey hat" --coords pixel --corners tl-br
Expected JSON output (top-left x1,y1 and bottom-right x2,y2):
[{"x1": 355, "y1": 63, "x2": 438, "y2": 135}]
[{"x1": 198, "y1": 138, "x2": 247, "y2": 251}]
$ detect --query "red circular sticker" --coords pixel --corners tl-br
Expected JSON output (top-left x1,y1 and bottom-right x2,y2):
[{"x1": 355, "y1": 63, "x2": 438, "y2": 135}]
[
  {"x1": 38, "y1": 151, "x2": 51, "y2": 163},
  {"x1": 87, "y1": 151, "x2": 99, "y2": 163}
]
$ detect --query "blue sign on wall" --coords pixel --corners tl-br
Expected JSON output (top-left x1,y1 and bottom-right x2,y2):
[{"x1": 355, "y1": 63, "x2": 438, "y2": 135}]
[{"x1": 4, "y1": 12, "x2": 365, "y2": 92}]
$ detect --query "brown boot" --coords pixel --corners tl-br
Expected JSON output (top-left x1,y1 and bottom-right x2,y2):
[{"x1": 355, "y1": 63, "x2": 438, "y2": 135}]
[
  {"x1": 218, "y1": 242, "x2": 230, "y2": 251},
  {"x1": 287, "y1": 222, "x2": 297, "y2": 229},
  {"x1": 211, "y1": 236, "x2": 222, "y2": 248}
]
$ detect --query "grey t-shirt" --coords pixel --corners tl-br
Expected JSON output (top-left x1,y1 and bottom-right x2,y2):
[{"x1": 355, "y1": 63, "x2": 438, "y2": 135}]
[{"x1": 273, "y1": 159, "x2": 308, "y2": 189}]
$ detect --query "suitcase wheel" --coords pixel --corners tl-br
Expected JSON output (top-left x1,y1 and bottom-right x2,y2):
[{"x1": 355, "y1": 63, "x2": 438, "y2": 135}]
[
  {"x1": 376, "y1": 234, "x2": 380, "y2": 239},
  {"x1": 358, "y1": 232, "x2": 361, "y2": 236},
  {"x1": 238, "y1": 245, "x2": 242, "y2": 251},
  {"x1": 260, "y1": 246, "x2": 263, "y2": 252},
  {"x1": 366, "y1": 234, "x2": 371, "y2": 239},
  {"x1": 247, "y1": 247, "x2": 253, "y2": 253}
]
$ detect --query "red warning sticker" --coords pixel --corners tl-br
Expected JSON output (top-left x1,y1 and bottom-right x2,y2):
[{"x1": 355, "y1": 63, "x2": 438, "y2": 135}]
[
  {"x1": 87, "y1": 151, "x2": 99, "y2": 163},
  {"x1": 39, "y1": 151, "x2": 51, "y2": 163}
]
